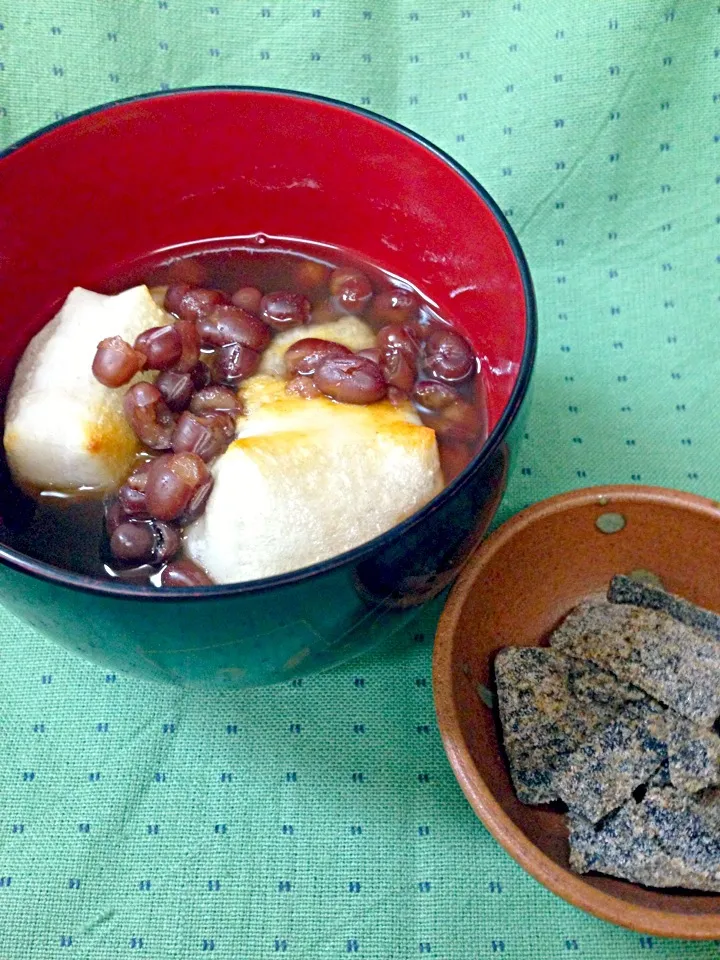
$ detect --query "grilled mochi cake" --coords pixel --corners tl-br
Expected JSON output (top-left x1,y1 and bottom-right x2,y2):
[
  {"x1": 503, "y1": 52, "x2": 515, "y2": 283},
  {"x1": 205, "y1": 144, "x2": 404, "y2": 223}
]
[
  {"x1": 184, "y1": 374, "x2": 443, "y2": 584},
  {"x1": 4, "y1": 285, "x2": 168, "y2": 493}
]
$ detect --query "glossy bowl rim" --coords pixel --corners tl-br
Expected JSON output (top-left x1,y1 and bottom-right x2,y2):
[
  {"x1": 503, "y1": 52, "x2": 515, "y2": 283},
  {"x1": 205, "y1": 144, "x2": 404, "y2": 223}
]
[
  {"x1": 433, "y1": 483, "x2": 720, "y2": 939},
  {"x1": 0, "y1": 85, "x2": 537, "y2": 601}
]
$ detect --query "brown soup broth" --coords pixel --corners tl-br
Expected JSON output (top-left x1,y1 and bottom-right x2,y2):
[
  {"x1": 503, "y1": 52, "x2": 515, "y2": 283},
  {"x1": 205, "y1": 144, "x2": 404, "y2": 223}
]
[{"x1": 0, "y1": 238, "x2": 488, "y2": 582}]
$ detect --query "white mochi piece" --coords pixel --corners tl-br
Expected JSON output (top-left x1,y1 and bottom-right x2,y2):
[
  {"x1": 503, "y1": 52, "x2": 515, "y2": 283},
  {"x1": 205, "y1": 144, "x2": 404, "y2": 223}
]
[
  {"x1": 3, "y1": 285, "x2": 169, "y2": 493},
  {"x1": 184, "y1": 375, "x2": 442, "y2": 584},
  {"x1": 258, "y1": 316, "x2": 376, "y2": 376}
]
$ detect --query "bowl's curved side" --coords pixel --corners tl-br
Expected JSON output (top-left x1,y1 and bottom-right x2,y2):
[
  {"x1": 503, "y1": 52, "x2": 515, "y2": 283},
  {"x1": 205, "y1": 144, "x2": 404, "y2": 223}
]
[{"x1": 433, "y1": 485, "x2": 720, "y2": 939}]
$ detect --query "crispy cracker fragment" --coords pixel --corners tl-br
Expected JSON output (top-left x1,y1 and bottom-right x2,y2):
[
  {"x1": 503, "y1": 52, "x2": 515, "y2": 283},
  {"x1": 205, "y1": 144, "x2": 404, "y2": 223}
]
[
  {"x1": 569, "y1": 786, "x2": 720, "y2": 891},
  {"x1": 549, "y1": 599, "x2": 720, "y2": 727},
  {"x1": 494, "y1": 647, "x2": 650, "y2": 804},
  {"x1": 665, "y1": 713, "x2": 720, "y2": 795},
  {"x1": 648, "y1": 760, "x2": 671, "y2": 788},
  {"x1": 553, "y1": 708, "x2": 667, "y2": 823},
  {"x1": 609, "y1": 574, "x2": 720, "y2": 642}
]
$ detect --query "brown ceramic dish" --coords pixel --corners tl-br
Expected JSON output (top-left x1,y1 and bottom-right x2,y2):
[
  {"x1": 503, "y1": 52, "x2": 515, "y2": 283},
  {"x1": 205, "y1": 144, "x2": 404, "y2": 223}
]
[{"x1": 433, "y1": 485, "x2": 720, "y2": 938}]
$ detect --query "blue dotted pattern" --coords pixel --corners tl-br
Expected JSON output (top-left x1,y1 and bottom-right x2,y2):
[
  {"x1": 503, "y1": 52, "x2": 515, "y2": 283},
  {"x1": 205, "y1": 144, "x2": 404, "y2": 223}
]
[{"x1": 1, "y1": 1, "x2": 720, "y2": 956}]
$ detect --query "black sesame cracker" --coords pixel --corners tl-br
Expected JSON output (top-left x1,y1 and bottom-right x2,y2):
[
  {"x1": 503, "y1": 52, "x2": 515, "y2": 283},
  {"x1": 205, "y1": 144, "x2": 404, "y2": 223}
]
[
  {"x1": 549, "y1": 599, "x2": 720, "y2": 727},
  {"x1": 568, "y1": 786, "x2": 720, "y2": 891},
  {"x1": 609, "y1": 574, "x2": 720, "y2": 642},
  {"x1": 553, "y1": 707, "x2": 668, "y2": 824},
  {"x1": 494, "y1": 647, "x2": 651, "y2": 805},
  {"x1": 666, "y1": 713, "x2": 720, "y2": 795}
]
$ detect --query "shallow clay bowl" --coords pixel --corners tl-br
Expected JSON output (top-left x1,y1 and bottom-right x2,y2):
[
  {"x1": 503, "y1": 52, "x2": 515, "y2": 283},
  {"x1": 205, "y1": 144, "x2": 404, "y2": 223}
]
[{"x1": 433, "y1": 485, "x2": 720, "y2": 938}]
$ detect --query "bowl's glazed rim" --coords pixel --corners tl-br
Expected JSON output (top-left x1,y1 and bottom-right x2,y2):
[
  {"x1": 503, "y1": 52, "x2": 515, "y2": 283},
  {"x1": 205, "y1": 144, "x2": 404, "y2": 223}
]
[
  {"x1": 0, "y1": 86, "x2": 537, "y2": 601},
  {"x1": 433, "y1": 483, "x2": 720, "y2": 939}
]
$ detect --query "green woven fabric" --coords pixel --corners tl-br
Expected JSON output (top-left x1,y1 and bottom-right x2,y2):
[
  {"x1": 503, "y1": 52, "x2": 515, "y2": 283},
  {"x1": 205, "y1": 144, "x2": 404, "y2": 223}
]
[{"x1": 2, "y1": 0, "x2": 720, "y2": 955}]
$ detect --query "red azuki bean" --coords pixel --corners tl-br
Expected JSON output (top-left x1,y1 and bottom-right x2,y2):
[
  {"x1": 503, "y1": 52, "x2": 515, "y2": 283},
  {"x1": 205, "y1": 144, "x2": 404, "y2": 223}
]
[
  {"x1": 387, "y1": 385, "x2": 408, "y2": 406},
  {"x1": 413, "y1": 380, "x2": 478, "y2": 442},
  {"x1": 173, "y1": 287, "x2": 227, "y2": 323},
  {"x1": 145, "y1": 452, "x2": 212, "y2": 522},
  {"x1": 286, "y1": 375, "x2": 322, "y2": 398},
  {"x1": 370, "y1": 287, "x2": 419, "y2": 325},
  {"x1": 424, "y1": 328, "x2": 475, "y2": 383},
  {"x1": 204, "y1": 411, "x2": 236, "y2": 443},
  {"x1": 381, "y1": 348, "x2": 417, "y2": 392},
  {"x1": 123, "y1": 382, "x2": 176, "y2": 450},
  {"x1": 412, "y1": 379, "x2": 459, "y2": 411},
  {"x1": 376, "y1": 324, "x2": 421, "y2": 362},
  {"x1": 105, "y1": 499, "x2": 130, "y2": 536},
  {"x1": 172, "y1": 319, "x2": 201, "y2": 373},
  {"x1": 123, "y1": 458, "x2": 151, "y2": 486},
  {"x1": 328, "y1": 268, "x2": 373, "y2": 315},
  {"x1": 190, "y1": 385, "x2": 239, "y2": 416},
  {"x1": 356, "y1": 347, "x2": 381, "y2": 365},
  {"x1": 92, "y1": 336, "x2": 146, "y2": 387},
  {"x1": 213, "y1": 342, "x2": 260, "y2": 385},
  {"x1": 117, "y1": 461, "x2": 152, "y2": 517},
  {"x1": 314, "y1": 355, "x2": 387, "y2": 404},
  {"x1": 284, "y1": 338, "x2": 353, "y2": 376},
  {"x1": 161, "y1": 558, "x2": 213, "y2": 587},
  {"x1": 171, "y1": 411, "x2": 231, "y2": 462},
  {"x1": 155, "y1": 369, "x2": 195, "y2": 412},
  {"x1": 198, "y1": 303, "x2": 271, "y2": 351},
  {"x1": 295, "y1": 259, "x2": 330, "y2": 291},
  {"x1": 110, "y1": 520, "x2": 156, "y2": 563},
  {"x1": 109, "y1": 518, "x2": 181, "y2": 565},
  {"x1": 260, "y1": 291, "x2": 311, "y2": 330},
  {"x1": 164, "y1": 283, "x2": 190, "y2": 316},
  {"x1": 153, "y1": 521, "x2": 181, "y2": 563},
  {"x1": 181, "y1": 473, "x2": 214, "y2": 523},
  {"x1": 134, "y1": 325, "x2": 182, "y2": 371},
  {"x1": 190, "y1": 361, "x2": 212, "y2": 390},
  {"x1": 231, "y1": 286, "x2": 262, "y2": 313},
  {"x1": 117, "y1": 484, "x2": 150, "y2": 517}
]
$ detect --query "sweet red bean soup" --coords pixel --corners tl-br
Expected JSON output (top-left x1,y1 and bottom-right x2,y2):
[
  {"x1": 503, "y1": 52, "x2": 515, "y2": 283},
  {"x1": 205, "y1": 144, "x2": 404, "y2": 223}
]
[{"x1": 0, "y1": 239, "x2": 488, "y2": 587}]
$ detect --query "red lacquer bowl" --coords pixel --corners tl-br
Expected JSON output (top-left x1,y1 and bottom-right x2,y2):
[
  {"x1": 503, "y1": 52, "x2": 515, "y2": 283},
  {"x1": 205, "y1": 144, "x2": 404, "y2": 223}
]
[{"x1": 0, "y1": 89, "x2": 535, "y2": 686}]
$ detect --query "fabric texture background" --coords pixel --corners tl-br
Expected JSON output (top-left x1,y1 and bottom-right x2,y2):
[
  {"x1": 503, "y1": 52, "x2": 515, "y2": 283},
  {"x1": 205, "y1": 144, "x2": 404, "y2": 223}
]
[{"x1": 1, "y1": 0, "x2": 719, "y2": 956}]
